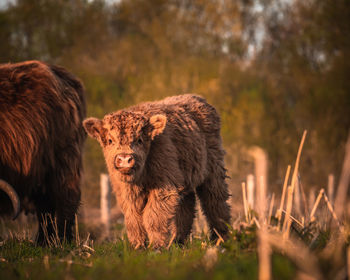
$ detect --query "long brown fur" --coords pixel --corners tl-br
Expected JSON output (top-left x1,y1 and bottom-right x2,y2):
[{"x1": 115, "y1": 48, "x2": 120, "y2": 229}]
[
  {"x1": 0, "y1": 60, "x2": 86, "y2": 244},
  {"x1": 84, "y1": 94, "x2": 231, "y2": 248}
]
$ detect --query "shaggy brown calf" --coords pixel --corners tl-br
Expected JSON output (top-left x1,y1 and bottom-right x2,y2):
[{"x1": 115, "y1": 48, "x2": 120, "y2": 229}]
[
  {"x1": 84, "y1": 94, "x2": 231, "y2": 248},
  {"x1": 0, "y1": 60, "x2": 86, "y2": 244}
]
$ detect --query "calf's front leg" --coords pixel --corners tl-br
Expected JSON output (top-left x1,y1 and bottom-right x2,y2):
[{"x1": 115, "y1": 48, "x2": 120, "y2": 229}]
[
  {"x1": 115, "y1": 186, "x2": 147, "y2": 249},
  {"x1": 124, "y1": 210, "x2": 147, "y2": 249},
  {"x1": 143, "y1": 187, "x2": 179, "y2": 249}
]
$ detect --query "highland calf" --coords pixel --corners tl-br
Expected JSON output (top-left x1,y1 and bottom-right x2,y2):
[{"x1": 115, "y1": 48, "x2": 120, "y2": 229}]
[
  {"x1": 0, "y1": 61, "x2": 86, "y2": 244},
  {"x1": 84, "y1": 94, "x2": 231, "y2": 248}
]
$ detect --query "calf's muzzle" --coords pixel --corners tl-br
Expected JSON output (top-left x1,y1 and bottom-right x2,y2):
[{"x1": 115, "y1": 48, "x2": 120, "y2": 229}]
[{"x1": 114, "y1": 153, "x2": 135, "y2": 173}]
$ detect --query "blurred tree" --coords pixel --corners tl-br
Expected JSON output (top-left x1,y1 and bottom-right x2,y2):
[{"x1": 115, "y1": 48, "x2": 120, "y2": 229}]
[
  {"x1": 0, "y1": 0, "x2": 349, "y2": 206},
  {"x1": 255, "y1": 0, "x2": 350, "y2": 187}
]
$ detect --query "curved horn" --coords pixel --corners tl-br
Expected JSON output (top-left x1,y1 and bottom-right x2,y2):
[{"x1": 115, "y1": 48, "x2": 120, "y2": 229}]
[{"x1": 0, "y1": 179, "x2": 20, "y2": 220}]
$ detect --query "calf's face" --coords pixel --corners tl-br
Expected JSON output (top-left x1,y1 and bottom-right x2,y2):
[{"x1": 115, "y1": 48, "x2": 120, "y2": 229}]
[{"x1": 83, "y1": 111, "x2": 166, "y2": 183}]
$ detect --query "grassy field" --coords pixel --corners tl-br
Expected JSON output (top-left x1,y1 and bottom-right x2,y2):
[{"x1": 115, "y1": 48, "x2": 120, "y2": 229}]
[
  {"x1": 0, "y1": 209, "x2": 345, "y2": 280},
  {"x1": 0, "y1": 225, "x2": 297, "y2": 280}
]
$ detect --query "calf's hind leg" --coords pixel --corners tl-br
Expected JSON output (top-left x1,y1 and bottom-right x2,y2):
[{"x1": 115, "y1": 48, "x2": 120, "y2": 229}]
[
  {"x1": 175, "y1": 191, "x2": 196, "y2": 244},
  {"x1": 196, "y1": 171, "x2": 231, "y2": 241}
]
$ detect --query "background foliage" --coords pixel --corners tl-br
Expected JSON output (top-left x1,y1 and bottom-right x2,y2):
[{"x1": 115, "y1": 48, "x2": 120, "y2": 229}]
[{"x1": 0, "y1": 0, "x2": 349, "y2": 209}]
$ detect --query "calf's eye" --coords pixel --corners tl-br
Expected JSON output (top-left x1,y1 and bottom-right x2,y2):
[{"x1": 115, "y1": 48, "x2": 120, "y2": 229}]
[{"x1": 108, "y1": 139, "x2": 112, "y2": 145}]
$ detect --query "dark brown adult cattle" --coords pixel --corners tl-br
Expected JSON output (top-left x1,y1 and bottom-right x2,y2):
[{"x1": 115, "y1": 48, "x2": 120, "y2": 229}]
[
  {"x1": 84, "y1": 94, "x2": 231, "y2": 249},
  {"x1": 0, "y1": 61, "x2": 86, "y2": 244}
]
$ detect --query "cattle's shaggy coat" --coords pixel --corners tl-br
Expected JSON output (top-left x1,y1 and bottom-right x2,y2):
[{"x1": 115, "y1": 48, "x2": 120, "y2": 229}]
[
  {"x1": 0, "y1": 60, "x2": 86, "y2": 244},
  {"x1": 84, "y1": 94, "x2": 231, "y2": 248}
]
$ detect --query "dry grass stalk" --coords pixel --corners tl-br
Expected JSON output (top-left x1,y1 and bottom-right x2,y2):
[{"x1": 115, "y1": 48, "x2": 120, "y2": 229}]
[
  {"x1": 294, "y1": 175, "x2": 302, "y2": 217},
  {"x1": 166, "y1": 233, "x2": 176, "y2": 250},
  {"x1": 75, "y1": 214, "x2": 80, "y2": 246},
  {"x1": 253, "y1": 217, "x2": 261, "y2": 229},
  {"x1": 327, "y1": 174, "x2": 334, "y2": 206},
  {"x1": 41, "y1": 214, "x2": 62, "y2": 248},
  {"x1": 268, "y1": 193, "x2": 275, "y2": 226},
  {"x1": 276, "y1": 165, "x2": 291, "y2": 228},
  {"x1": 281, "y1": 209, "x2": 303, "y2": 228},
  {"x1": 282, "y1": 186, "x2": 293, "y2": 238},
  {"x1": 283, "y1": 130, "x2": 307, "y2": 237},
  {"x1": 290, "y1": 130, "x2": 307, "y2": 194},
  {"x1": 83, "y1": 244, "x2": 95, "y2": 253},
  {"x1": 215, "y1": 238, "x2": 223, "y2": 247},
  {"x1": 48, "y1": 215, "x2": 61, "y2": 247},
  {"x1": 334, "y1": 131, "x2": 350, "y2": 220},
  {"x1": 323, "y1": 193, "x2": 342, "y2": 231},
  {"x1": 247, "y1": 174, "x2": 255, "y2": 209},
  {"x1": 213, "y1": 228, "x2": 224, "y2": 246},
  {"x1": 36, "y1": 214, "x2": 90, "y2": 249},
  {"x1": 242, "y1": 182, "x2": 249, "y2": 223},
  {"x1": 310, "y1": 189, "x2": 324, "y2": 222},
  {"x1": 299, "y1": 178, "x2": 309, "y2": 219},
  {"x1": 40, "y1": 215, "x2": 50, "y2": 246},
  {"x1": 268, "y1": 233, "x2": 322, "y2": 280}
]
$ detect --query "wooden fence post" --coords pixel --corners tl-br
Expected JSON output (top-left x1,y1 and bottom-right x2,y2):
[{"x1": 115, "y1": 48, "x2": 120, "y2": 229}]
[
  {"x1": 100, "y1": 173, "x2": 111, "y2": 237},
  {"x1": 248, "y1": 146, "x2": 268, "y2": 219}
]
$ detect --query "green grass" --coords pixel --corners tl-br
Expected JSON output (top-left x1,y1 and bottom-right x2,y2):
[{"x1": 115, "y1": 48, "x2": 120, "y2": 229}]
[{"x1": 0, "y1": 230, "x2": 296, "y2": 280}]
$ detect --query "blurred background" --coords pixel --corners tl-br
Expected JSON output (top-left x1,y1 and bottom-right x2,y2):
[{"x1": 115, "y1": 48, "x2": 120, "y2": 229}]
[{"x1": 0, "y1": 0, "x2": 349, "y2": 228}]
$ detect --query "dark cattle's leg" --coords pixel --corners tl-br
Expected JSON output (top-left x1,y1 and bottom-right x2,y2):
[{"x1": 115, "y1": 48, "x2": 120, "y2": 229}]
[
  {"x1": 35, "y1": 175, "x2": 81, "y2": 245},
  {"x1": 35, "y1": 194, "x2": 56, "y2": 245},
  {"x1": 54, "y1": 176, "x2": 81, "y2": 243},
  {"x1": 175, "y1": 191, "x2": 196, "y2": 244}
]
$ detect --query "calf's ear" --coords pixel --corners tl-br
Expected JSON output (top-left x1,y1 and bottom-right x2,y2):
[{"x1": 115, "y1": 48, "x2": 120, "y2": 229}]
[
  {"x1": 83, "y1": 118, "x2": 104, "y2": 141},
  {"x1": 149, "y1": 114, "x2": 167, "y2": 140}
]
